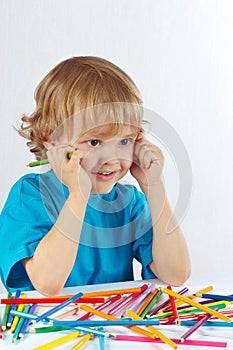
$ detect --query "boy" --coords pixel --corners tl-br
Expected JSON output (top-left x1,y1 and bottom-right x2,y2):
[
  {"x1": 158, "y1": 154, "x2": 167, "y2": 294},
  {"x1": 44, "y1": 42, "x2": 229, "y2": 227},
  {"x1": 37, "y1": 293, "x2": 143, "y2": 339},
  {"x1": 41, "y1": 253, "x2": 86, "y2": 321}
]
[{"x1": 0, "y1": 56, "x2": 190, "y2": 295}]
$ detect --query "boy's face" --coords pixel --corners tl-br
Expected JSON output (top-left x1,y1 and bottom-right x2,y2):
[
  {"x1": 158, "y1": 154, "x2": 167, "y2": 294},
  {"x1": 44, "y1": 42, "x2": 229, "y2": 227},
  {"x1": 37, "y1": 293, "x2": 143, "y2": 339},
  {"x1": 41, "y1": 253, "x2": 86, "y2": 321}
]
[{"x1": 73, "y1": 124, "x2": 138, "y2": 194}]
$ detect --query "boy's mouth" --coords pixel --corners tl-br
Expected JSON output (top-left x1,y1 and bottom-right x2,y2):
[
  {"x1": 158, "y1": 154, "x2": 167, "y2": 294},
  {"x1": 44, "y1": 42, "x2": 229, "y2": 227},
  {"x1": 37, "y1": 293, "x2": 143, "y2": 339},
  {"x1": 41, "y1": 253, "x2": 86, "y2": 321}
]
[
  {"x1": 95, "y1": 171, "x2": 116, "y2": 181},
  {"x1": 97, "y1": 171, "x2": 113, "y2": 176}
]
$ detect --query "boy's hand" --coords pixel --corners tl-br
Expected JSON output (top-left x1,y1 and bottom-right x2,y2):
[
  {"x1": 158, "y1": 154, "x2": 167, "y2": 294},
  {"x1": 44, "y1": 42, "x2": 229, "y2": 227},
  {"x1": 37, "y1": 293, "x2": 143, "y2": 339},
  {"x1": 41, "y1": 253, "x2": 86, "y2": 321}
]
[
  {"x1": 45, "y1": 143, "x2": 91, "y2": 197},
  {"x1": 130, "y1": 135, "x2": 164, "y2": 188}
]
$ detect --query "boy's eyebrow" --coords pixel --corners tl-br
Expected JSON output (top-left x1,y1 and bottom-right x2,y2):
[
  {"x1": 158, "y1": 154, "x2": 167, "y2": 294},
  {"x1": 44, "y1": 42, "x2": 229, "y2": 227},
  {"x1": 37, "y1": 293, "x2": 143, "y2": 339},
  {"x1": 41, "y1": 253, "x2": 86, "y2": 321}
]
[{"x1": 78, "y1": 132, "x2": 138, "y2": 140}]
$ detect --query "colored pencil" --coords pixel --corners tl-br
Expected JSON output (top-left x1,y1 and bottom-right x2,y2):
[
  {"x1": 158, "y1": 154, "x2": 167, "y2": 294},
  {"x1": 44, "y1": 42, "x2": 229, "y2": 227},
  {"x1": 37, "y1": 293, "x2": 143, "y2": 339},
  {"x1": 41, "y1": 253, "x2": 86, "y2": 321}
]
[
  {"x1": 12, "y1": 304, "x2": 31, "y2": 342},
  {"x1": 79, "y1": 304, "x2": 156, "y2": 339},
  {"x1": 70, "y1": 333, "x2": 92, "y2": 350},
  {"x1": 98, "y1": 327, "x2": 105, "y2": 350},
  {"x1": 65, "y1": 326, "x2": 114, "y2": 338},
  {"x1": 19, "y1": 304, "x2": 37, "y2": 338},
  {"x1": 153, "y1": 301, "x2": 228, "y2": 318},
  {"x1": 33, "y1": 291, "x2": 83, "y2": 324},
  {"x1": 10, "y1": 301, "x2": 26, "y2": 333},
  {"x1": 28, "y1": 326, "x2": 71, "y2": 334},
  {"x1": 0, "y1": 314, "x2": 2, "y2": 339},
  {"x1": 140, "y1": 289, "x2": 162, "y2": 319},
  {"x1": 167, "y1": 285, "x2": 180, "y2": 324},
  {"x1": 177, "y1": 320, "x2": 233, "y2": 327},
  {"x1": 148, "y1": 287, "x2": 189, "y2": 316},
  {"x1": 32, "y1": 331, "x2": 81, "y2": 350},
  {"x1": 163, "y1": 285, "x2": 214, "y2": 311},
  {"x1": 1, "y1": 292, "x2": 12, "y2": 331},
  {"x1": 179, "y1": 311, "x2": 214, "y2": 342},
  {"x1": 55, "y1": 306, "x2": 79, "y2": 320},
  {"x1": 127, "y1": 309, "x2": 177, "y2": 349},
  {"x1": 136, "y1": 287, "x2": 159, "y2": 317},
  {"x1": 78, "y1": 295, "x2": 122, "y2": 321},
  {"x1": 81, "y1": 284, "x2": 149, "y2": 297},
  {"x1": 194, "y1": 293, "x2": 233, "y2": 302},
  {"x1": 7, "y1": 290, "x2": 21, "y2": 327},
  {"x1": 27, "y1": 153, "x2": 72, "y2": 167},
  {"x1": 107, "y1": 284, "x2": 148, "y2": 315},
  {"x1": 0, "y1": 296, "x2": 105, "y2": 305},
  {"x1": 113, "y1": 334, "x2": 227, "y2": 347},
  {"x1": 51, "y1": 319, "x2": 161, "y2": 327},
  {"x1": 124, "y1": 284, "x2": 155, "y2": 315},
  {"x1": 161, "y1": 288, "x2": 232, "y2": 323}
]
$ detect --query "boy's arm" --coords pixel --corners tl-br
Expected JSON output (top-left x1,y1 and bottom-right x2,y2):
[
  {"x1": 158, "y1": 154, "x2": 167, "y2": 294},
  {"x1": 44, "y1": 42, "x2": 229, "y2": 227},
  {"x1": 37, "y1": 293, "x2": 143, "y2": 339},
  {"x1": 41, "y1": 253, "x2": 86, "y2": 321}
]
[
  {"x1": 131, "y1": 136, "x2": 191, "y2": 286},
  {"x1": 23, "y1": 190, "x2": 87, "y2": 296},
  {"x1": 140, "y1": 181, "x2": 191, "y2": 286},
  {"x1": 23, "y1": 145, "x2": 91, "y2": 296}
]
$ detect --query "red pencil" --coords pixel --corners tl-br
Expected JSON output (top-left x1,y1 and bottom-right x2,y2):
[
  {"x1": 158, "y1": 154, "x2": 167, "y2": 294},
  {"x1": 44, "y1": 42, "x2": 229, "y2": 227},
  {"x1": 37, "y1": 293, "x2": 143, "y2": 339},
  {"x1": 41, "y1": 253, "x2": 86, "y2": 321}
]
[
  {"x1": 167, "y1": 286, "x2": 180, "y2": 325},
  {"x1": 0, "y1": 297, "x2": 105, "y2": 305}
]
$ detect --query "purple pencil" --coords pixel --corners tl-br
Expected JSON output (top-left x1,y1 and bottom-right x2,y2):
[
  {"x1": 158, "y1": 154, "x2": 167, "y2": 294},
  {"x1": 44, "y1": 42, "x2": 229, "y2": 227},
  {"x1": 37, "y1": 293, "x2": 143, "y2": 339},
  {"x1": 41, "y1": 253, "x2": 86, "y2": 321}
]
[
  {"x1": 121, "y1": 284, "x2": 155, "y2": 317},
  {"x1": 179, "y1": 311, "x2": 214, "y2": 342},
  {"x1": 19, "y1": 304, "x2": 37, "y2": 338}
]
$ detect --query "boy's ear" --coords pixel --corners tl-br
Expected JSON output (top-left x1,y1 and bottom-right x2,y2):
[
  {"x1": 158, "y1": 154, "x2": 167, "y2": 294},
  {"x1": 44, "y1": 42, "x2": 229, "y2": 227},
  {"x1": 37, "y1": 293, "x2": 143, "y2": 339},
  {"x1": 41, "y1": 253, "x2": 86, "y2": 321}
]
[{"x1": 135, "y1": 130, "x2": 144, "y2": 142}]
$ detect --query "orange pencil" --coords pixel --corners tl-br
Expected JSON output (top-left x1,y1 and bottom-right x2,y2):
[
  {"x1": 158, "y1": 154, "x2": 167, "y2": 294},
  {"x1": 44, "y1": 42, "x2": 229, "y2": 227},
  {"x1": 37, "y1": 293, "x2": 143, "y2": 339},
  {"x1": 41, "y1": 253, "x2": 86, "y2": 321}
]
[
  {"x1": 136, "y1": 287, "x2": 159, "y2": 317},
  {"x1": 82, "y1": 284, "x2": 149, "y2": 297},
  {"x1": 127, "y1": 309, "x2": 177, "y2": 349},
  {"x1": 80, "y1": 304, "x2": 156, "y2": 339}
]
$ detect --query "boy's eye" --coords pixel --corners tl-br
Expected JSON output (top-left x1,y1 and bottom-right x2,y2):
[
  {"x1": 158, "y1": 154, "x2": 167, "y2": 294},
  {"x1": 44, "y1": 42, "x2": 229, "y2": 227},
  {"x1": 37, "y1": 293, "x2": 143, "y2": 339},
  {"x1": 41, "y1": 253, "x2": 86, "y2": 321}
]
[
  {"x1": 87, "y1": 140, "x2": 100, "y2": 147},
  {"x1": 120, "y1": 138, "x2": 130, "y2": 146}
]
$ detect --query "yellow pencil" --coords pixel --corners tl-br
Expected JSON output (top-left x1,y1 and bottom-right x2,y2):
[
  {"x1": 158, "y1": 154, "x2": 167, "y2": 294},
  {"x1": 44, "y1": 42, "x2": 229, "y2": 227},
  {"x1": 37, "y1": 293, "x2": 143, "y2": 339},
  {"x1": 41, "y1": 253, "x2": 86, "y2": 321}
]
[
  {"x1": 32, "y1": 331, "x2": 80, "y2": 350},
  {"x1": 155, "y1": 300, "x2": 230, "y2": 319},
  {"x1": 80, "y1": 304, "x2": 156, "y2": 339},
  {"x1": 161, "y1": 287, "x2": 232, "y2": 322},
  {"x1": 10, "y1": 303, "x2": 26, "y2": 333},
  {"x1": 127, "y1": 309, "x2": 177, "y2": 349},
  {"x1": 70, "y1": 334, "x2": 92, "y2": 350},
  {"x1": 162, "y1": 285, "x2": 214, "y2": 312}
]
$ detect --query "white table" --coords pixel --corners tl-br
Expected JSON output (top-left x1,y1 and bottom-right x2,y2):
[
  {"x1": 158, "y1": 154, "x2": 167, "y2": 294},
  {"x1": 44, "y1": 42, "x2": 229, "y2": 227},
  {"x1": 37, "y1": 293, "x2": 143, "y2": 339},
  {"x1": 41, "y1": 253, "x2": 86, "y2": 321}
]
[{"x1": 1, "y1": 273, "x2": 233, "y2": 350}]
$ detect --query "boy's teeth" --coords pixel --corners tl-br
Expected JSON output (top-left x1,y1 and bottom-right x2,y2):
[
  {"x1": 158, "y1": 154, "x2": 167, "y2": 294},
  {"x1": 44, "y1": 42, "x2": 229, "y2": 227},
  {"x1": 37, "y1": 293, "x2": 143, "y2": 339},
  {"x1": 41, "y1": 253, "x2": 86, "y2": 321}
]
[{"x1": 99, "y1": 172, "x2": 112, "y2": 175}]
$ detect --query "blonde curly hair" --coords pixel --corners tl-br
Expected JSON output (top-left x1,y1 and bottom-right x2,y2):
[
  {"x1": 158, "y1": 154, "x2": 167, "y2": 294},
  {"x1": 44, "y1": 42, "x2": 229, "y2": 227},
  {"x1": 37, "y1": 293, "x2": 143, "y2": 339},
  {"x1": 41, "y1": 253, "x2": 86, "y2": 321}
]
[{"x1": 18, "y1": 56, "x2": 143, "y2": 160}]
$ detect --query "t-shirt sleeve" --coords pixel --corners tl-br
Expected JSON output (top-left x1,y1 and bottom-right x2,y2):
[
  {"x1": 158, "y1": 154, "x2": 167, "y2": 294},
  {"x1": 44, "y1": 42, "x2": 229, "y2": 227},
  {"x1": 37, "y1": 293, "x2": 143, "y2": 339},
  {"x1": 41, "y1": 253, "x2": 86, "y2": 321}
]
[
  {"x1": 0, "y1": 180, "x2": 53, "y2": 291},
  {"x1": 131, "y1": 187, "x2": 157, "y2": 280}
]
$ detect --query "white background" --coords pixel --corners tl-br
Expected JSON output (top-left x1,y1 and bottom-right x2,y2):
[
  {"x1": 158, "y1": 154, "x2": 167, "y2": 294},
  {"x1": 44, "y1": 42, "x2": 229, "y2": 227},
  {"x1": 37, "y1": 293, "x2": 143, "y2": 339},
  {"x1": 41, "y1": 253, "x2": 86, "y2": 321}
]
[{"x1": 0, "y1": 0, "x2": 233, "y2": 292}]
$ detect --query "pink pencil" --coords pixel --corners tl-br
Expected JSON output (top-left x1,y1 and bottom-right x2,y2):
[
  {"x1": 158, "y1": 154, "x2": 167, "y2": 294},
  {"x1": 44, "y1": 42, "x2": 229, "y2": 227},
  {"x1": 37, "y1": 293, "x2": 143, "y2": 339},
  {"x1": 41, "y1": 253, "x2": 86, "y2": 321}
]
[
  {"x1": 77, "y1": 295, "x2": 122, "y2": 321},
  {"x1": 107, "y1": 284, "x2": 148, "y2": 315},
  {"x1": 114, "y1": 335, "x2": 227, "y2": 347}
]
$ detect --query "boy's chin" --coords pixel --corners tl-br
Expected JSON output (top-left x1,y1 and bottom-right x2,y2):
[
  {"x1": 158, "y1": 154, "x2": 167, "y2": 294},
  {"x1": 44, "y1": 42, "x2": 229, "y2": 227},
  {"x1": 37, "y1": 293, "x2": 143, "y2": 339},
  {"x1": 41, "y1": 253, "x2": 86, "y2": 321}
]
[{"x1": 91, "y1": 184, "x2": 115, "y2": 195}]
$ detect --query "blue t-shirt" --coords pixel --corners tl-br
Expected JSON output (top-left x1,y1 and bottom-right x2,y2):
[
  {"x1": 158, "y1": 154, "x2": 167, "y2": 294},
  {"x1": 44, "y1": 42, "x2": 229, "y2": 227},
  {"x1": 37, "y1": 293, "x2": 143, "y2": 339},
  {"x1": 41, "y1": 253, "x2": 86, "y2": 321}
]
[{"x1": 0, "y1": 170, "x2": 156, "y2": 291}]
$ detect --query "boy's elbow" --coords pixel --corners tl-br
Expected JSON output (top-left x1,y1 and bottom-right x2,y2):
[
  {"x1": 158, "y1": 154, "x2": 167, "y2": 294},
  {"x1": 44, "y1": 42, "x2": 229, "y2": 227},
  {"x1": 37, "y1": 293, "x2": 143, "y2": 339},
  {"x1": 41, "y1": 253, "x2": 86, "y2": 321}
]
[
  {"x1": 33, "y1": 280, "x2": 64, "y2": 297},
  {"x1": 169, "y1": 266, "x2": 191, "y2": 287}
]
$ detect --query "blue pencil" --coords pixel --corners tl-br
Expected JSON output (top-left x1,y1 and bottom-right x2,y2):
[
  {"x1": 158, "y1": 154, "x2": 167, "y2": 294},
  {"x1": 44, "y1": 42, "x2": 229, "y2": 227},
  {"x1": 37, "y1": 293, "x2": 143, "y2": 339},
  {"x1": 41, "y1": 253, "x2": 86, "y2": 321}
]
[
  {"x1": 179, "y1": 320, "x2": 233, "y2": 327},
  {"x1": 98, "y1": 327, "x2": 105, "y2": 350},
  {"x1": 33, "y1": 291, "x2": 83, "y2": 324},
  {"x1": 50, "y1": 319, "x2": 161, "y2": 327},
  {"x1": 7, "y1": 290, "x2": 21, "y2": 328},
  {"x1": 195, "y1": 293, "x2": 233, "y2": 302}
]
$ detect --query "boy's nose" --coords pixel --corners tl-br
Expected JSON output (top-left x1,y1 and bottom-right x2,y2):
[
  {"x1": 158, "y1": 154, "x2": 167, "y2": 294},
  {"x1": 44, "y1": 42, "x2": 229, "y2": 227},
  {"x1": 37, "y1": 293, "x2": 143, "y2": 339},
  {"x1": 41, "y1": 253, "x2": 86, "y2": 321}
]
[{"x1": 99, "y1": 144, "x2": 121, "y2": 163}]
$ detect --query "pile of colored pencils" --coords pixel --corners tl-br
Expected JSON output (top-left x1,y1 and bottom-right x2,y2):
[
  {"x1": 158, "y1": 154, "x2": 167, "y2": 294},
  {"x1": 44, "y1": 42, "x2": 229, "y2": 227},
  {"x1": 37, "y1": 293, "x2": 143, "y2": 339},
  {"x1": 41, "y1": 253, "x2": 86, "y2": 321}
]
[{"x1": 1, "y1": 283, "x2": 233, "y2": 349}]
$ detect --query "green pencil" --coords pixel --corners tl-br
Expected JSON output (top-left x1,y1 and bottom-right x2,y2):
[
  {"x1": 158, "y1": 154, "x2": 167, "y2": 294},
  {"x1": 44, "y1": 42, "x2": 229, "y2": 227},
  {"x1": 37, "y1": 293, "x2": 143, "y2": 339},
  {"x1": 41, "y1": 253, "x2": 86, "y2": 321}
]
[
  {"x1": 1, "y1": 292, "x2": 12, "y2": 331},
  {"x1": 27, "y1": 153, "x2": 72, "y2": 167},
  {"x1": 27, "y1": 326, "x2": 71, "y2": 334},
  {"x1": 12, "y1": 304, "x2": 31, "y2": 343},
  {"x1": 140, "y1": 289, "x2": 163, "y2": 319}
]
